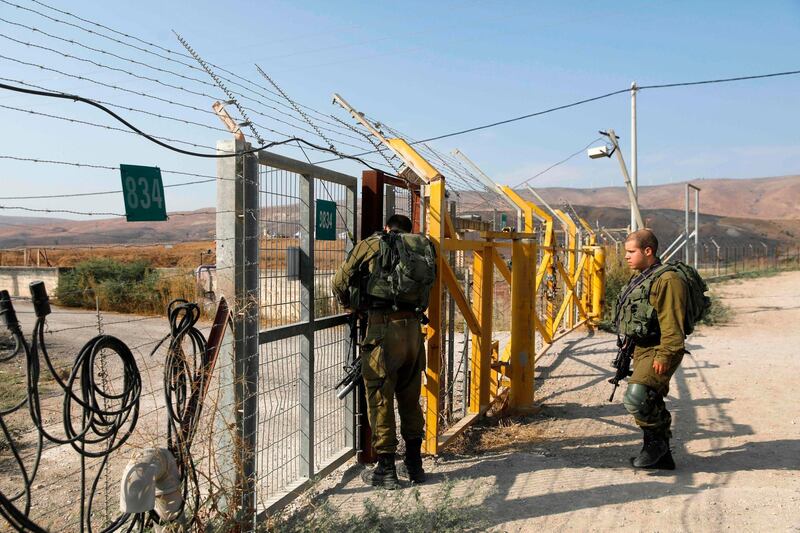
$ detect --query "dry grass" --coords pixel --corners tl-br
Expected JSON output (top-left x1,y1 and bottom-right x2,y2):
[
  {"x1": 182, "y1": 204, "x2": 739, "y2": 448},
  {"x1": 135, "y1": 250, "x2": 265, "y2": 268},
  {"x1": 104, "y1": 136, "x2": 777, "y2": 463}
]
[
  {"x1": 0, "y1": 241, "x2": 216, "y2": 268},
  {"x1": 447, "y1": 414, "x2": 545, "y2": 456},
  {"x1": 1, "y1": 238, "x2": 348, "y2": 270}
]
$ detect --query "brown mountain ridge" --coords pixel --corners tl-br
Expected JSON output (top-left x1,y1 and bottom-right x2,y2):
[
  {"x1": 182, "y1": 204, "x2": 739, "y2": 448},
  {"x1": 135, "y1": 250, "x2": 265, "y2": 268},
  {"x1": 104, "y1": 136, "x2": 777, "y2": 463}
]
[{"x1": 0, "y1": 176, "x2": 798, "y2": 248}]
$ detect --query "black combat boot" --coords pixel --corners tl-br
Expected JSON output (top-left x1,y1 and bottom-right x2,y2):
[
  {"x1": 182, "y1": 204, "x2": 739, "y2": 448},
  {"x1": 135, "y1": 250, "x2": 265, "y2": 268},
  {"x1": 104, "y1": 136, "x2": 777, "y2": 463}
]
[
  {"x1": 397, "y1": 438, "x2": 426, "y2": 484},
  {"x1": 360, "y1": 453, "x2": 400, "y2": 489},
  {"x1": 648, "y1": 432, "x2": 676, "y2": 470},
  {"x1": 631, "y1": 428, "x2": 669, "y2": 468}
]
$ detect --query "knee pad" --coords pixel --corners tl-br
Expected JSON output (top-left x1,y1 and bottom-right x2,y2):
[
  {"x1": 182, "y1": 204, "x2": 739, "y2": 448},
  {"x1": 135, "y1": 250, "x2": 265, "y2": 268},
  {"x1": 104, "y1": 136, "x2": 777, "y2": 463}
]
[{"x1": 623, "y1": 383, "x2": 661, "y2": 423}]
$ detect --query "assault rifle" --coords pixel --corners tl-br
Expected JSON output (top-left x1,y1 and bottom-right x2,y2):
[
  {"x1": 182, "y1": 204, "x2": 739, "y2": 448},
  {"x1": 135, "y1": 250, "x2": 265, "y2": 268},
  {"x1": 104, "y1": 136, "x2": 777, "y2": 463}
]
[
  {"x1": 335, "y1": 313, "x2": 361, "y2": 400},
  {"x1": 608, "y1": 336, "x2": 635, "y2": 402}
]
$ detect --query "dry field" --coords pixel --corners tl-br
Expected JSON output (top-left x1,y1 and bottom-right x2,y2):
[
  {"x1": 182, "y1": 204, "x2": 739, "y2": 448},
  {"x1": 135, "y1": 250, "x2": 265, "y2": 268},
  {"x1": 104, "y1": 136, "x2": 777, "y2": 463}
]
[{"x1": 1, "y1": 238, "x2": 349, "y2": 271}]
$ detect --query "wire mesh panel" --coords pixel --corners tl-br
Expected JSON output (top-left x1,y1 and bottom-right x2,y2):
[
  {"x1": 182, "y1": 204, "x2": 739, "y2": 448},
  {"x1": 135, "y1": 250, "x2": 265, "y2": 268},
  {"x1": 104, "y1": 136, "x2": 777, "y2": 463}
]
[
  {"x1": 256, "y1": 335, "x2": 302, "y2": 503},
  {"x1": 313, "y1": 324, "x2": 352, "y2": 470},
  {"x1": 260, "y1": 168, "x2": 302, "y2": 328},
  {"x1": 385, "y1": 184, "x2": 413, "y2": 221},
  {"x1": 255, "y1": 152, "x2": 356, "y2": 513}
]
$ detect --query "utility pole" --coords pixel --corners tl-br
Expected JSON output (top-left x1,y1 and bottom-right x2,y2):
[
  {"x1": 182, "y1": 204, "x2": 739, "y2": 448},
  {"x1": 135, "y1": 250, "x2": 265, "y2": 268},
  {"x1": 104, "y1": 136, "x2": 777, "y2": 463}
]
[
  {"x1": 603, "y1": 129, "x2": 644, "y2": 231},
  {"x1": 630, "y1": 82, "x2": 638, "y2": 232}
]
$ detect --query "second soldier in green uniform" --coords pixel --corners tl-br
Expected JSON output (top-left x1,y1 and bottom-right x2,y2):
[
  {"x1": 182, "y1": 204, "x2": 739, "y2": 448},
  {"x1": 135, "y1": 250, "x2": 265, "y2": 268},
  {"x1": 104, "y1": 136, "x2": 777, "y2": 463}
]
[{"x1": 616, "y1": 229, "x2": 696, "y2": 469}]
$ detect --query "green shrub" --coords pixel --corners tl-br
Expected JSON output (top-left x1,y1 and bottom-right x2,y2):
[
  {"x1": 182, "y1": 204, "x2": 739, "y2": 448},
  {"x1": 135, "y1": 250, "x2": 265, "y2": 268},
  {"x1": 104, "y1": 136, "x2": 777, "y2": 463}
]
[
  {"x1": 599, "y1": 250, "x2": 630, "y2": 332},
  {"x1": 700, "y1": 293, "x2": 731, "y2": 326},
  {"x1": 55, "y1": 258, "x2": 170, "y2": 314}
]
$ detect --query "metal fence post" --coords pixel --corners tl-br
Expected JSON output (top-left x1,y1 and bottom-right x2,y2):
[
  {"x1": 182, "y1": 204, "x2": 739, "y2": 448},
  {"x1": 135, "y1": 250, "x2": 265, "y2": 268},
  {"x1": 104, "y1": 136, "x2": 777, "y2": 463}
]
[
  {"x1": 358, "y1": 170, "x2": 384, "y2": 464},
  {"x1": 215, "y1": 139, "x2": 259, "y2": 530},
  {"x1": 684, "y1": 184, "x2": 690, "y2": 263},
  {"x1": 344, "y1": 179, "x2": 357, "y2": 451},
  {"x1": 462, "y1": 270, "x2": 471, "y2": 417},
  {"x1": 299, "y1": 173, "x2": 315, "y2": 480},
  {"x1": 446, "y1": 201, "x2": 456, "y2": 422}
]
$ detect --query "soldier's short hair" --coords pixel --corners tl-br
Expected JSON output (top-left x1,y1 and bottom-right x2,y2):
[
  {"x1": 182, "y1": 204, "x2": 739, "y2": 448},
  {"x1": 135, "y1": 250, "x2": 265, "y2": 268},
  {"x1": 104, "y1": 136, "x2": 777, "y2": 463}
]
[
  {"x1": 625, "y1": 228, "x2": 659, "y2": 255},
  {"x1": 386, "y1": 214, "x2": 412, "y2": 232}
]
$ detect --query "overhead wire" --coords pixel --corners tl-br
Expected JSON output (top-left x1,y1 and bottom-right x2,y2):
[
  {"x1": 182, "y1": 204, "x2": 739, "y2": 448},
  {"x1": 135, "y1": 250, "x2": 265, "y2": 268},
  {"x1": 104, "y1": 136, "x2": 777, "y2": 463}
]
[
  {"x1": 10, "y1": 0, "x2": 362, "y2": 136},
  {"x1": 413, "y1": 70, "x2": 800, "y2": 144},
  {"x1": 0, "y1": 18, "x2": 385, "y2": 158},
  {"x1": 0, "y1": 82, "x2": 397, "y2": 171},
  {"x1": 11, "y1": 0, "x2": 800, "y2": 150},
  {"x1": 0, "y1": 33, "x2": 363, "y2": 152},
  {"x1": 512, "y1": 137, "x2": 604, "y2": 188}
]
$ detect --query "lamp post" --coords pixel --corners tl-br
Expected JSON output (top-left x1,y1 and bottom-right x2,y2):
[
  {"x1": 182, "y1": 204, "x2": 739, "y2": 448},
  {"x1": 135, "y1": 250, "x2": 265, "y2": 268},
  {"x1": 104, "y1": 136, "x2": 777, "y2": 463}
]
[
  {"x1": 588, "y1": 130, "x2": 643, "y2": 231},
  {"x1": 631, "y1": 82, "x2": 638, "y2": 232}
]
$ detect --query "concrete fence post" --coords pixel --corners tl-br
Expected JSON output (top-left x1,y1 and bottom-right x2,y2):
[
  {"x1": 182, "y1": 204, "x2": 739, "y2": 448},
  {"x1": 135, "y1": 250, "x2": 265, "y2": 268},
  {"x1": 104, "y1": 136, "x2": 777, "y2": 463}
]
[{"x1": 216, "y1": 139, "x2": 259, "y2": 531}]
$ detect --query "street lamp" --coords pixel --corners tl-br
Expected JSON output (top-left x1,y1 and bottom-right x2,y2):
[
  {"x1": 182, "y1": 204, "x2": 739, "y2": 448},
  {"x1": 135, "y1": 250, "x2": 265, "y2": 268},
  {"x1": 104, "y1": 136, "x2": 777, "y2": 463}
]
[{"x1": 587, "y1": 129, "x2": 644, "y2": 231}]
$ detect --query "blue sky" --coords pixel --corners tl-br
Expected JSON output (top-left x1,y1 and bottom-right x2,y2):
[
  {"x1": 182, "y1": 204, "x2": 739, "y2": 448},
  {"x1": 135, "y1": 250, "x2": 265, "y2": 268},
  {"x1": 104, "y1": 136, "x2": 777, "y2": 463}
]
[{"x1": 1, "y1": 0, "x2": 799, "y2": 218}]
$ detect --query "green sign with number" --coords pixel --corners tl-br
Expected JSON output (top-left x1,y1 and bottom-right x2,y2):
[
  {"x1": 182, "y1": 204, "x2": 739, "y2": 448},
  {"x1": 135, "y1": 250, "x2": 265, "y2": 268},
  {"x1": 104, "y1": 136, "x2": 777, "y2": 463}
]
[
  {"x1": 120, "y1": 164, "x2": 167, "y2": 222},
  {"x1": 315, "y1": 200, "x2": 336, "y2": 241}
]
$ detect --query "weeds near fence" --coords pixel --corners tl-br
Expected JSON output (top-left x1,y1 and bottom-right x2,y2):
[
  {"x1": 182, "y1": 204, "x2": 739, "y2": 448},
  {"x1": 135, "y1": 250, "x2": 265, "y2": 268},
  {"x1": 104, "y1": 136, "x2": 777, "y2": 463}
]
[
  {"x1": 599, "y1": 250, "x2": 629, "y2": 332},
  {"x1": 54, "y1": 258, "x2": 207, "y2": 316},
  {"x1": 268, "y1": 479, "x2": 488, "y2": 533},
  {"x1": 700, "y1": 293, "x2": 732, "y2": 326}
]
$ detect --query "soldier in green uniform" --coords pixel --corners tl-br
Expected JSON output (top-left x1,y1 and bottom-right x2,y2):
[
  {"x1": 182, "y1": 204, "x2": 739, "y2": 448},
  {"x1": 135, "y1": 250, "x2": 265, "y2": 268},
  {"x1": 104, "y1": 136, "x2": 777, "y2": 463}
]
[
  {"x1": 332, "y1": 214, "x2": 434, "y2": 489},
  {"x1": 618, "y1": 229, "x2": 688, "y2": 469}
]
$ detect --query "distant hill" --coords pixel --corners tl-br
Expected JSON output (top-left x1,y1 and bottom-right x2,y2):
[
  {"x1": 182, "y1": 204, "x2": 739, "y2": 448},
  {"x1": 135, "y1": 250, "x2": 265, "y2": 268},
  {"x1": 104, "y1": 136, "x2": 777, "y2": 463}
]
[
  {"x1": 0, "y1": 210, "x2": 215, "y2": 248},
  {"x1": 519, "y1": 175, "x2": 800, "y2": 220},
  {"x1": 1, "y1": 175, "x2": 798, "y2": 248}
]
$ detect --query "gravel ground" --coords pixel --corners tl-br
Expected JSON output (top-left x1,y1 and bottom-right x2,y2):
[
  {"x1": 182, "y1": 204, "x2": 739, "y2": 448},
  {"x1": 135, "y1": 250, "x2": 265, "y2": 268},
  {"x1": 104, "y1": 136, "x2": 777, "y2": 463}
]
[{"x1": 309, "y1": 271, "x2": 800, "y2": 532}]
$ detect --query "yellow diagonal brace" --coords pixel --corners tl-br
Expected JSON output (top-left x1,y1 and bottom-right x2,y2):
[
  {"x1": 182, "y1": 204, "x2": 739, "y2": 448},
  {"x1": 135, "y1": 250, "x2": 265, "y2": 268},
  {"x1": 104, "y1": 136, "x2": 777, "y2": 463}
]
[
  {"x1": 493, "y1": 250, "x2": 512, "y2": 284},
  {"x1": 552, "y1": 289, "x2": 574, "y2": 331},
  {"x1": 556, "y1": 258, "x2": 589, "y2": 319},
  {"x1": 386, "y1": 138, "x2": 442, "y2": 183},
  {"x1": 441, "y1": 260, "x2": 482, "y2": 337},
  {"x1": 534, "y1": 308, "x2": 552, "y2": 345},
  {"x1": 535, "y1": 250, "x2": 552, "y2": 292}
]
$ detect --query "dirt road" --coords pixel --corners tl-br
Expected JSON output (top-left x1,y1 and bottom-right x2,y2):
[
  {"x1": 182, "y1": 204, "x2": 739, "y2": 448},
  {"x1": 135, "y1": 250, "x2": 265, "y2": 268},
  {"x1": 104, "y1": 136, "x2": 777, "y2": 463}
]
[{"x1": 319, "y1": 271, "x2": 800, "y2": 531}]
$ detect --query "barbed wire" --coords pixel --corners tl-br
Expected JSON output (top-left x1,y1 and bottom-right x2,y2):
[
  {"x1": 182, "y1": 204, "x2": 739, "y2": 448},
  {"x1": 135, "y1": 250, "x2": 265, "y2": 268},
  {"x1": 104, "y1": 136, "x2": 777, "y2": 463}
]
[
  {"x1": 0, "y1": 101, "x2": 226, "y2": 152},
  {"x1": 0, "y1": 179, "x2": 216, "y2": 200},
  {"x1": 0, "y1": 0, "x2": 384, "y2": 153},
  {"x1": 0, "y1": 58, "x2": 384, "y2": 165},
  {"x1": 0, "y1": 155, "x2": 217, "y2": 179},
  {"x1": 0, "y1": 204, "x2": 224, "y2": 218},
  {"x1": 0, "y1": 80, "x2": 396, "y2": 171},
  {"x1": 15, "y1": 0, "x2": 370, "y2": 135}
]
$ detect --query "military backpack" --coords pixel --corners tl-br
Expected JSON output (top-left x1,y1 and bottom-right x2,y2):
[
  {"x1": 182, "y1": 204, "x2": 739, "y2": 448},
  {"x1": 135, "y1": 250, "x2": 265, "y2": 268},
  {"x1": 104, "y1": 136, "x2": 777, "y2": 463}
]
[
  {"x1": 365, "y1": 230, "x2": 437, "y2": 312},
  {"x1": 614, "y1": 260, "x2": 711, "y2": 340}
]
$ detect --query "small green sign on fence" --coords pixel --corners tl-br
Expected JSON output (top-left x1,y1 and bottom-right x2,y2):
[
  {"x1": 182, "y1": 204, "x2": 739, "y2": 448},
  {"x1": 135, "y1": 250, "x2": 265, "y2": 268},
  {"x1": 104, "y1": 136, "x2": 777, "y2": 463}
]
[
  {"x1": 119, "y1": 164, "x2": 167, "y2": 222},
  {"x1": 315, "y1": 200, "x2": 336, "y2": 241}
]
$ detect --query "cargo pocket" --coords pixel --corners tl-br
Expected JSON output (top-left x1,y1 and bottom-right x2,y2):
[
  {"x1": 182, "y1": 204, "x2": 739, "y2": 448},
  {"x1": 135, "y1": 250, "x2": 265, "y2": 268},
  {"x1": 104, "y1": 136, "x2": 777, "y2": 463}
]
[
  {"x1": 364, "y1": 378, "x2": 386, "y2": 408},
  {"x1": 360, "y1": 322, "x2": 387, "y2": 381}
]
